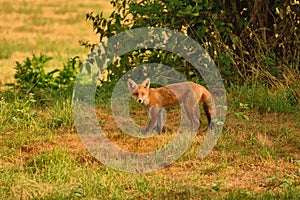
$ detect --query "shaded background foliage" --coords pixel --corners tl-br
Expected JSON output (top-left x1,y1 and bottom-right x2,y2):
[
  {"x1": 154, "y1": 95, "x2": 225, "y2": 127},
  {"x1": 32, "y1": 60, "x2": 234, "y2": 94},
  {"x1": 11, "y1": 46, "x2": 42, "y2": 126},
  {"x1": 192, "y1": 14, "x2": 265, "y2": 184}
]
[{"x1": 82, "y1": 0, "x2": 299, "y2": 88}]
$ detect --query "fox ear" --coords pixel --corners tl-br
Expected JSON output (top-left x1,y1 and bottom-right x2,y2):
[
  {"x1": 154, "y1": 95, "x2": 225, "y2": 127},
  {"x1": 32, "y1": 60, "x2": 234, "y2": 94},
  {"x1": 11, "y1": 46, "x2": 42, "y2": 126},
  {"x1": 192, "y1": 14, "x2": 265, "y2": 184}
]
[
  {"x1": 142, "y1": 78, "x2": 150, "y2": 89},
  {"x1": 128, "y1": 79, "x2": 137, "y2": 92}
]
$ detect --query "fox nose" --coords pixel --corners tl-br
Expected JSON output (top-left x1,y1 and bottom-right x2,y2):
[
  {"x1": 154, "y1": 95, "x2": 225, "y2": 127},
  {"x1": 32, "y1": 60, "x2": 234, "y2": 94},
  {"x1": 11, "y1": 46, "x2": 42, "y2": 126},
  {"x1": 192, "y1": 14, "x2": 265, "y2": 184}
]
[{"x1": 137, "y1": 99, "x2": 143, "y2": 103}]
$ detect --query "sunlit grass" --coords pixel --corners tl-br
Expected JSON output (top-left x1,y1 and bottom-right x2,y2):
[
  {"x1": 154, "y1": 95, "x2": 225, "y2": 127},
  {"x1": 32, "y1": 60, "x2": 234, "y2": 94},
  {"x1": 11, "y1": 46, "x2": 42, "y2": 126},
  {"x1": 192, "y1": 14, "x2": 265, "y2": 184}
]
[
  {"x1": 0, "y1": 86, "x2": 299, "y2": 198},
  {"x1": 0, "y1": 0, "x2": 112, "y2": 83},
  {"x1": 0, "y1": 39, "x2": 16, "y2": 59}
]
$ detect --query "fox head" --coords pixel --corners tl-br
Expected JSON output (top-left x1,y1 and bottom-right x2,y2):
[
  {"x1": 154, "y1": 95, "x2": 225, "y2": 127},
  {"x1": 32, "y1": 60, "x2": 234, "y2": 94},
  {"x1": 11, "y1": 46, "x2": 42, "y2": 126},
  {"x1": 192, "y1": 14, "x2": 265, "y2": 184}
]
[{"x1": 127, "y1": 78, "x2": 150, "y2": 105}]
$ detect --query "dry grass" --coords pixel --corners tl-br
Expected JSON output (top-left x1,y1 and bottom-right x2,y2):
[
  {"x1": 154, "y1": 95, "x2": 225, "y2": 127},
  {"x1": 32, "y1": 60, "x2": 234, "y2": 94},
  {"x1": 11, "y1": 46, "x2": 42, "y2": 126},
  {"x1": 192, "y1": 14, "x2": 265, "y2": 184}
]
[
  {"x1": 61, "y1": 107, "x2": 300, "y2": 192},
  {"x1": 0, "y1": 0, "x2": 112, "y2": 83}
]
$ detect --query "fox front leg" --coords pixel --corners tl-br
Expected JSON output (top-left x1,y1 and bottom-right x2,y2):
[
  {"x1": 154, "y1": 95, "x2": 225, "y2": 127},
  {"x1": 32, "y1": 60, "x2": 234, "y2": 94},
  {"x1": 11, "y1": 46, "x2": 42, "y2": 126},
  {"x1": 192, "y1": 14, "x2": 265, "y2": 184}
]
[
  {"x1": 155, "y1": 108, "x2": 166, "y2": 133},
  {"x1": 143, "y1": 104, "x2": 161, "y2": 134}
]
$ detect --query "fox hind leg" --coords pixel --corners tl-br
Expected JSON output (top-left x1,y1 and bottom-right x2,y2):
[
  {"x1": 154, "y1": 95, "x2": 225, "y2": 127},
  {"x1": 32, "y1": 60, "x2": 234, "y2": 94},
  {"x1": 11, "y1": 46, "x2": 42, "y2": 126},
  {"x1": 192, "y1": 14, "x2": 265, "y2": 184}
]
[
  {"x1": 194, "y1": 104, "x2": 201, "y2": 131},
  {"x1": 192, "y1": 105, "x2": 200, "y2": 131},
  {"x1": 183, "y1": 103, "x2": 200, "y2": 131}
]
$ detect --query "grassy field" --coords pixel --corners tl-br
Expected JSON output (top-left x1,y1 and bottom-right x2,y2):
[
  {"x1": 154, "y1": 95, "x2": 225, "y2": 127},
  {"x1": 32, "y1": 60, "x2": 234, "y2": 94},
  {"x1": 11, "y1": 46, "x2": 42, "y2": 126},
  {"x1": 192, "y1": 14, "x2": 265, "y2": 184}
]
[
  {"x1": 0, "y1": 0, "x2": 112, "y2": 83},
  {"x1": 0, "y1": 0, "x2": 300, "y2": 199},
  {"x1": 0, "y1": 89, "x2": 300, "y2": 199}
]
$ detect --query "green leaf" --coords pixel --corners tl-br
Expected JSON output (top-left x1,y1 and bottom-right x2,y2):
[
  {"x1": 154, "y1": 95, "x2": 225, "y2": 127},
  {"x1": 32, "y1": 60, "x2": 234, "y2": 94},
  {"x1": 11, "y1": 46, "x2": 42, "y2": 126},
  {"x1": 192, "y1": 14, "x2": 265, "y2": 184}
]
[{"x1": 242, "y1": 115, "x2": 249, "y2": 121}]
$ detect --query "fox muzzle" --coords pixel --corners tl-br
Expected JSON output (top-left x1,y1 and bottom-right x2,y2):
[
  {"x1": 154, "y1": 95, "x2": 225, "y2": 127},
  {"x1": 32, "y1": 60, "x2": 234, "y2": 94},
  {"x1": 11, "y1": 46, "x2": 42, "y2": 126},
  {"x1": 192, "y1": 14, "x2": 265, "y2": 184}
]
[{"x1": 137, "y1": 99, "x2": 143, "y2": 104}]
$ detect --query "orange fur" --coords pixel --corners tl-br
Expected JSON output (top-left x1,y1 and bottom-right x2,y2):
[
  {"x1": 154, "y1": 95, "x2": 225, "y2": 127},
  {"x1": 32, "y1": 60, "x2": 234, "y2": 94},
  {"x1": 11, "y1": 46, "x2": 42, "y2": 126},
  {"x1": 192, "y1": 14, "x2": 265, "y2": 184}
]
[{"x1": 128, "y1": 78, "x2": 216, "y2": 134}]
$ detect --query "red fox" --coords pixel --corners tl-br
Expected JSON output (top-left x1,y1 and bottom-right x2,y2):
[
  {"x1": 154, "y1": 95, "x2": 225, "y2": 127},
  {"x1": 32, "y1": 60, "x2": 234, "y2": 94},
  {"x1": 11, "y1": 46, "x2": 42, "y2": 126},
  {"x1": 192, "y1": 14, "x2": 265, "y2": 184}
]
[{"x1": 127, "y1": 78, "x2": 216, "y2": 134}]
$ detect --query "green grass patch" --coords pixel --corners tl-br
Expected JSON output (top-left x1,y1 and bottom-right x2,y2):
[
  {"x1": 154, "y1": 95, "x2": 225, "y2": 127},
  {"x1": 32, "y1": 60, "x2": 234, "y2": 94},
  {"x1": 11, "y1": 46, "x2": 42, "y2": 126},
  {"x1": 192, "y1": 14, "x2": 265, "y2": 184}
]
[
  {"x1": 53, "y1": 4, "x2": 79, "y2": 15},
  {"x1": 0, "y1": 39, "x2": 16, "y2": 59},
  {"x1": 30, "y1": 15, "x2": 52, "y2": 27},
  {"x1": 229, "y1": 83, "x2": 299, "y2": 113},
  {"x1": 16, "y1": 2, "x2": 43, "y2": 15},
  {"x1": 0, "y1": 1, "x2": 14, "y2": 13}
]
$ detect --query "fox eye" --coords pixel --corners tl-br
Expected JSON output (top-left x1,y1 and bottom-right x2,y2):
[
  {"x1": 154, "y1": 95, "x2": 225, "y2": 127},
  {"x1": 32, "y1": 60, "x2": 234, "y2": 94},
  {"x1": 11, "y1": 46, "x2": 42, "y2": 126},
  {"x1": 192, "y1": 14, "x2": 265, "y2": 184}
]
[
  {"x1": 133, "y1": 92, "x2": 138, "y2": 96},
  {"x1": 141, "y1": 92, "x2": 145, "y2": 95}
]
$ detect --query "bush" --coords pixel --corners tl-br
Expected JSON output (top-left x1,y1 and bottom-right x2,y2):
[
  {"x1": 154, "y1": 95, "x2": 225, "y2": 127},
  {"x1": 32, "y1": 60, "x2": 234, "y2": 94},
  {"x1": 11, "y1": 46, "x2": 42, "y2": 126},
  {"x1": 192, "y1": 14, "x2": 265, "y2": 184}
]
[
  {"x1": 14, "y1": 53, "x2": 80, "y2": 95},
  {"x1": 82, "y1": 0, "x2": 299, "y2": 87},
  {"x1": 14, "y1": 53, "x2": 57, "y2": 92}
]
